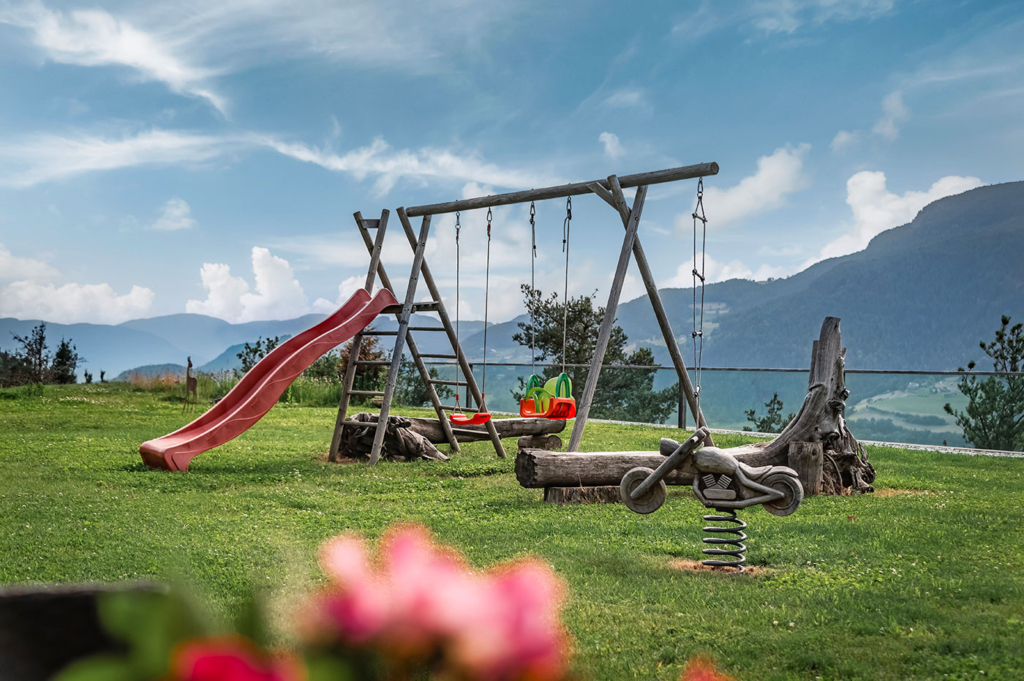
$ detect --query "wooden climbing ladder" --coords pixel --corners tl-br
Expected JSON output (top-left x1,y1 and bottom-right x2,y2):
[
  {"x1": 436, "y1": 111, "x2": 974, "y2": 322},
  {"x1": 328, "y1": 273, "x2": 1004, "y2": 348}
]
[{"x1": 328, "y1": 209, "x2": 506, "y2": 465}]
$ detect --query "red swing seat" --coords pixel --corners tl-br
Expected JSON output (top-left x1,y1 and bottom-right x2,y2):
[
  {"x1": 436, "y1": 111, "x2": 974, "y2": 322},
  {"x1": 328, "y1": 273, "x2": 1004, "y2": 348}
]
[{"x1": 449, "y1": 411, "x2": 492, "y2": 425}]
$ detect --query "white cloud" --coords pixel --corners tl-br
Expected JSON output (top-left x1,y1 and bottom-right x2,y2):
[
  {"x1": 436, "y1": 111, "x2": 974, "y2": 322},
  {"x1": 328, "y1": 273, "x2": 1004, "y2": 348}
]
[
  {"x1": 187, "y1": 247, "x2": 311, "y2": 323},
  {"x1": 0, "y1": 281, "x2": 154, "y2": 324},
  {"x1": 872, "y1": 91, "x2": 909, "y2": 140},
  {"x1": 681, "y1": 143, "x2": 809, "y2": 229},
  {"x1": 0, "y1": 243, "x2": 59, "y2": 281},
  {"x1": 151, "y1": 197, "x2": 196, "y2": 231},
  {"x1": 312, "y1": 275, "x2": 367, "y2": 314},
  {"x1": 0, "y1": 3, "x2": 226, "y2": 113},
  {"x1": 805, "y1": 170, "x2": 983, "y2": 265},
  {"x1": 830, "y1": 129, "x2": 861, "y2": 153},
  {"x1": 661, "y1": 251, "x2": 788, "y2": 288},
  {"x1": 599, "y1": 132, "x2": 625, "y2": 160},
  {"x1": 0, "y1": 129, "x2": 235, "y2": 187},
  {"x1": 603, "y1": 88, "x2": 644, "y2": 108}
]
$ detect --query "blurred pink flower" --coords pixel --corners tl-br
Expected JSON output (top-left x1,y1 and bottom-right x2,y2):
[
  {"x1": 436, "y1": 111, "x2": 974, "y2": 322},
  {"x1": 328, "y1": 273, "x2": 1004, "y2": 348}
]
[
  {"x1": 309, "y1": 524, "x2": 570, "y2": 681},
  {"x1": 171, "y1": 636, "x2": 303, "y2": 681}
]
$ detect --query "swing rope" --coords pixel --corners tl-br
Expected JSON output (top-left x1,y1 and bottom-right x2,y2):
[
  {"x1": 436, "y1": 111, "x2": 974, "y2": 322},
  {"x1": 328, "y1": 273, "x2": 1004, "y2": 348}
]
[
  {"x1": 482, "y1": 207, "x2": 493, "y2": 400},
  {"x1": 529, "y1": 201, "x2": 536, "y2": 378},
  {"x1": 453, "y1": 211, "x2": 463, "y2": 413},
  {"x1": 561, "y1": 196, "x2": 571, "y2": 375},
  {"x1": 691, "y1": 177, "x2": 707, "y2": 417}
]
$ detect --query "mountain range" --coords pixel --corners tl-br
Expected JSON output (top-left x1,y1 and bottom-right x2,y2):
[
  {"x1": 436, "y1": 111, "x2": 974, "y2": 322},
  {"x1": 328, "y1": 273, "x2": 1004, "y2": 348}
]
[{"x1": 3, "y1": 181, "x2": 1022, "y2": 388}]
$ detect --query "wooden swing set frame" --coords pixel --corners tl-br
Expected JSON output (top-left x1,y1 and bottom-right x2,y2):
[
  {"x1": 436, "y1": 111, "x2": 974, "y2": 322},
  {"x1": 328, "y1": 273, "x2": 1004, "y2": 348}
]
[{"x1": 331, "y1": 161, "x2": 719, "y2": 464}]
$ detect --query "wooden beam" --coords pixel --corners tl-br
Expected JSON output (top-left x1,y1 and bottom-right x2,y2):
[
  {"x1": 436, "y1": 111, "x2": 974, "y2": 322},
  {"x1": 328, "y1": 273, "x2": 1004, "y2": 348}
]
[
  {"x1": 396, "y1": 208, "x2": 507, "y2": 459},
  {"x1": 566, "y1": 180, "x2": 648, "y2": 452},
  {"x1": 603, "y1": 176, "x2": 713, "y2": 446},
  {"x1": 404, "y1": 162, "x2": 718, "y2": 217}
]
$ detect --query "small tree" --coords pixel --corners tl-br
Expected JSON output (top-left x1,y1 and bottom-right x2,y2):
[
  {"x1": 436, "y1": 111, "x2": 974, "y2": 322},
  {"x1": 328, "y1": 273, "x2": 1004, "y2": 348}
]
[
  {"x1": 944, "y1": 315, "x2": 1024, "y2": 451},
  {"x1": 100, "y1": 370, "x2": 106, "y2": 383},
  {"x1": 512, "y1": 285, "x2": 678, "y2": 423},
  {"x1": 11, "y1": 322, "x2": 49, "y2": 383},
  {"x1": 0, "y1": 349, "x2": 33, "y2": 388},
  {"x1": 50, "y1": 338, "x2": 81, "y2": 384},
  {"x1": 236, "y1": 336, "x2": 281, "y2": 376},
  {"x1": 743, "y1": 392, "x2": 796, "y2": 433},
  {"x1": 338, "y1": 332, "x2": 388, "y2": 394},
  {"x1": 83, "y1": 370, "x2": 93, "y2": 384},
  {"x1": 394, "y1": 359, "x2": 454, "y2": 407}
]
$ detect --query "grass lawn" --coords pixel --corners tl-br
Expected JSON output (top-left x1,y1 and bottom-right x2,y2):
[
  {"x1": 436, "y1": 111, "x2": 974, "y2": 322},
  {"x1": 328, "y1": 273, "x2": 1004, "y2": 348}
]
[{"x1": 1, "y1": 383, "x2": 1022, "y2": 680}]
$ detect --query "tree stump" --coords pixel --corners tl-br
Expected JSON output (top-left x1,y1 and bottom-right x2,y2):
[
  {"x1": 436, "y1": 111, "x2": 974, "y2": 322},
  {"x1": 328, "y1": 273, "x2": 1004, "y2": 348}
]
[{"x1": 788, "y1": 442, "x2": 823, "y2": 496}]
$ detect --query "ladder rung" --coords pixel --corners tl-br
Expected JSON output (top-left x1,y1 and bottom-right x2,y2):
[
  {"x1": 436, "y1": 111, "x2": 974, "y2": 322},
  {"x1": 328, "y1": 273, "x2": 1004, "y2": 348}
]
[
  {"x1": 409, "y1": 326, "x2": 445, "y2": 332},
  {"x1": 362, "y1": 219, "x2": 380, "y2": 229},
  {"x1": 382, "y1": 302, "x2": 441, "y2": 314},
  {"x1": 429, "y1": 379, "x2": 466, "y2": 386},
  {"x1": 354, "y1": 360, "x2": 392, "y2": 366},
  {"x1": 418, "y1": 354, "x2": 457, "y2": 359},
  {"x1": 349, "y1": 390, "x2": 386, "y2": 396},
  {"x1": 361, "y1": 330, "x2": 398, "y2": 336}
]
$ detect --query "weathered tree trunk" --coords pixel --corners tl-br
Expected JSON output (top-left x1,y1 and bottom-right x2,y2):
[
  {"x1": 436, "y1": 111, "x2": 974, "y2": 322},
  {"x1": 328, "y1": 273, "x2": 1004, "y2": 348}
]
[
  {"x1": 334, "y1": 414, "x2": 566, "y2": 463},
  {"x1": 516, "y1": 318, "x2": 876, "y2": 495},
  {"x1": 331, "y1": 413, "x2": 449, "y2": 463},
  {"x1": 788, "y1": 442, "x2": 823, "y2": 496}
]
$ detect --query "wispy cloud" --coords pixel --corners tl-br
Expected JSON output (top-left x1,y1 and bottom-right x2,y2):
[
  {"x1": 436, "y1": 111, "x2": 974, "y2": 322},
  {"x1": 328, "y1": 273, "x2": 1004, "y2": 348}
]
[
  {"x1": 258, "y1": 135, "x2": 562, "y2": 196},
  {"x1": 0, "y1": 129, "x2": 236, "y2": 187},
  {"x1": 872, "y1": 90, "x2": 909, "y2": 140},
  {"x1": 151, "y1": 197, "x2": 197, "y2": 231},
  {"x1": 0, "y1": 127, "x2": 558, "y2": 193},
  {"x1": 0, "y1": 3, "x2": 227, "y2": 113},
  {"x1": 673, "y1": 0, "x2": 897, "y2": 39}
]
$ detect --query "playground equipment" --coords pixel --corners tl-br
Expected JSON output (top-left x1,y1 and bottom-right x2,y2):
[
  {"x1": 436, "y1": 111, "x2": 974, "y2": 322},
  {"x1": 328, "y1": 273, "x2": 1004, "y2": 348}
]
[
  {"x1": 330, "y1": 162, "x2": 719, "y2": 466},
  {"x1": 620, "y1": 427, "x2": 803, "y2": 571},
  {"x1": 139, "y1": 288, "x2": 398, "y2": 471}
]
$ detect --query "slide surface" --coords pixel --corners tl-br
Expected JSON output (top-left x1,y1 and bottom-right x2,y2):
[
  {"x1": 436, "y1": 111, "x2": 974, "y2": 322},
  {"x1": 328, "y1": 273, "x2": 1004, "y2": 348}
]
[{"x1": 140, "y1": 288, "x2": 398, "y2": 471}]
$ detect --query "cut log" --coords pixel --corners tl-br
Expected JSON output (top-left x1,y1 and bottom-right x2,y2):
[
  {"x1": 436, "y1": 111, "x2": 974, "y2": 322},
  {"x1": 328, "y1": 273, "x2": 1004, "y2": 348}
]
[
  {"x1": 544, "y1": 486, "x2": 620, "y2": 504},
  {"x1": 788, "y1": 442, "x2": 823, "y2": 496},
  {"x1": 518, "y1": 434, "x2": 563, "y2": 451},
  {"x1": 515, "y1": 318, "x2": 875, "y2": 495},
  {"x1": 516, "y1": 450, "x2": 698, "y2": 488}
]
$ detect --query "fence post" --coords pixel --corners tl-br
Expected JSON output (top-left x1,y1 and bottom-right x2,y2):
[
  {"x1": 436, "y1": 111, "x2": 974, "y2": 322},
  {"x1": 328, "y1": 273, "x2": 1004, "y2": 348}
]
[
  {"x1": 466, "y1": 363, "x2": 472, "y2": 406},
  {"x1": 678, "y1": 383, "x2": 686, "y2": 430}
]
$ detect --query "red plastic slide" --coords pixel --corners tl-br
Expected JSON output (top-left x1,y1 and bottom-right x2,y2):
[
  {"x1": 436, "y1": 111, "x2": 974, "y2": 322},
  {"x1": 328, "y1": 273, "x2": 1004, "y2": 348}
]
[{"x1": 140, "y1": 288, "x2": 398, "y2": 472}]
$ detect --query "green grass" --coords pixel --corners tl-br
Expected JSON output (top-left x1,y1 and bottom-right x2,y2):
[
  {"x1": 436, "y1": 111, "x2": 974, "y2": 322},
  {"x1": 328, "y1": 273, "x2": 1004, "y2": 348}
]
[{"x1": 2, "y1": 383, "x2": 1023, "y2": 680}]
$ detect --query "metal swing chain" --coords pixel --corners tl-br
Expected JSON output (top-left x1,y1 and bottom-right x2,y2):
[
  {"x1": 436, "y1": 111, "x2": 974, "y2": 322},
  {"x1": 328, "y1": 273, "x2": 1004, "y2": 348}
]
[
  {"x1": 482, "y1": 207, "x2": 492, "y2": 401},
  {"x1": 454, "y1": 211, "x2": 462, "y2": 411},
  {"x1": 692, "y1": 177, "x2": 707, "y2": 416},
  {"x1": 561, "y1": 196, "x2": 572, "y2": 375},
  {"x1": 529, "y1": 201, "x2": 537, "y2": 378}
]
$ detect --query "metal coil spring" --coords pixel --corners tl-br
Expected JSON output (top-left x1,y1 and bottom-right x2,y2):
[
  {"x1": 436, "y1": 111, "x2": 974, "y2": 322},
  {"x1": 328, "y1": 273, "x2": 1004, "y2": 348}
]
[{"x1": 701, "y1": 508, "x2": 748, "y2": 573}]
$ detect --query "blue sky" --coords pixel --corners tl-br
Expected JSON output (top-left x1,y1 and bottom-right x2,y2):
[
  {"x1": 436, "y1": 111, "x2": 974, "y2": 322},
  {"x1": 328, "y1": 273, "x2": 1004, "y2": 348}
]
[{"x1": 1, "y1": 0, "x2": 1022, "y2": 325}]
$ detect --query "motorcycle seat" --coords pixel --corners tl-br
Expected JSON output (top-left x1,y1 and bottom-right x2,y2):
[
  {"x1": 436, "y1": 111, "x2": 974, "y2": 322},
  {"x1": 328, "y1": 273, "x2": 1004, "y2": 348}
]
[{"x1": 736, "y1": 462, "x2": 775, "y2": 479}]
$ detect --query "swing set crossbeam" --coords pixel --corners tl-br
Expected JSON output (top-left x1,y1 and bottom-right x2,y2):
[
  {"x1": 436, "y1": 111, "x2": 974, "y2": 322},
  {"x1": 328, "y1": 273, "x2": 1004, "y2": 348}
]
[{"x1": 404, "y1": 162, "x2": 719, "y2": 217}]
